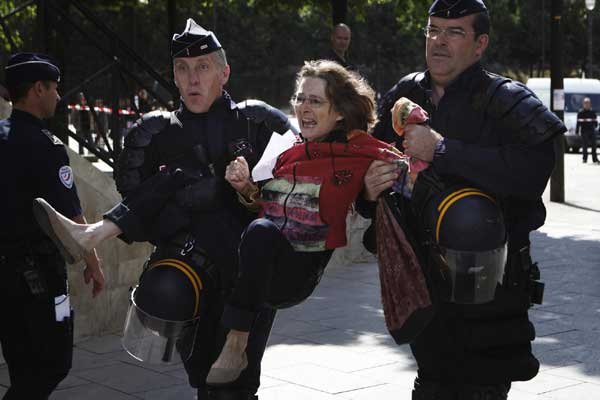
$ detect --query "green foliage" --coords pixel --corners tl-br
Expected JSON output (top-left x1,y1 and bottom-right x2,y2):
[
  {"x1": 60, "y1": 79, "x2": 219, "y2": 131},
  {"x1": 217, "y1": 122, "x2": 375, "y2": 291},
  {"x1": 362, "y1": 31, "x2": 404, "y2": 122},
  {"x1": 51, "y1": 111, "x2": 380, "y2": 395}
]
[{"x1": 2, "y1": 0, "x2": 599, "y2": 107}]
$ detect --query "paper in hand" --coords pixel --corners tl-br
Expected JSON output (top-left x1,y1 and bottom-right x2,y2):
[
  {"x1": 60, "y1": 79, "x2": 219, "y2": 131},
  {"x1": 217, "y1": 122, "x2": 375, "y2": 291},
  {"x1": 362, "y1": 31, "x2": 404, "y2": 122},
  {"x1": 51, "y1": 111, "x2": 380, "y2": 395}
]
[{"x1": 251, "y1": 130, "x2": 297, "y2": 182}]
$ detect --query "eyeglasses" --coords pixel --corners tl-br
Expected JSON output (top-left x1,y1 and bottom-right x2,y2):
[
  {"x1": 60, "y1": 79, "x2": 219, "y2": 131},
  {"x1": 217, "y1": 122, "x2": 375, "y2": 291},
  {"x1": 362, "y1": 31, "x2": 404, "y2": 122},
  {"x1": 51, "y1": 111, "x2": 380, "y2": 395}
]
[
  {"x1": 291, "y1": 95, "x2": 329, "y2": 108},
  {"x1": 423, "y1": 26, "x2": 475, "y2": 41}
]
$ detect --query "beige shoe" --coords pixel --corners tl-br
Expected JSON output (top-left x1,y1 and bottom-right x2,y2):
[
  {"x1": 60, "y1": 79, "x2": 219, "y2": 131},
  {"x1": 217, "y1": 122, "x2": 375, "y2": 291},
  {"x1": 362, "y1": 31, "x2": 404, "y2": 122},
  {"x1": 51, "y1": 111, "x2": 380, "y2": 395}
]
[
  {"x1": 32, "y1": 198, "x2": 85, "y2": 264},
  {"x1": 206, "y1": 351, "x2": 248, "y2": 386}
]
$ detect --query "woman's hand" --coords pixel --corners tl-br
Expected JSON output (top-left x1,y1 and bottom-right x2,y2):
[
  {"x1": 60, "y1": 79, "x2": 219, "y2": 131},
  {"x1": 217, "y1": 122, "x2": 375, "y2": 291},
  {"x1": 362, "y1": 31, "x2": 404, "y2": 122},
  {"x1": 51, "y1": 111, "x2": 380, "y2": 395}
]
[
  {"x1": 363, "y1": 160, "x2": 401, "y2": 201},
  {"x1": 225, "y1": 156, "x2": 254, "y2": 193}
]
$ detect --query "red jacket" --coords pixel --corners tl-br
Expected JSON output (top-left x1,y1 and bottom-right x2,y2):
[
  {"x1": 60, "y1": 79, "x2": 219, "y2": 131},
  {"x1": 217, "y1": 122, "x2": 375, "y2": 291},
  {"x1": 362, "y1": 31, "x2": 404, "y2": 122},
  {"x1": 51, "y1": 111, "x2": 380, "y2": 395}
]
[{"x1": 260, "y1": 130, "x2": 402, "y2": 251}]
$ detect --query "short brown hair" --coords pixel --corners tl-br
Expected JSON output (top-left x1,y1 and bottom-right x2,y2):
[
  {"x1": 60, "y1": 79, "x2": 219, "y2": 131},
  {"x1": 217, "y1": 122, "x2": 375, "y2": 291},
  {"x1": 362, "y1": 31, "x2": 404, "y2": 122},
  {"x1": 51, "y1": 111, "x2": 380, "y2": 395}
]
[{"x1": 293, "y1": 60, "x2": 377, "y2": 133}]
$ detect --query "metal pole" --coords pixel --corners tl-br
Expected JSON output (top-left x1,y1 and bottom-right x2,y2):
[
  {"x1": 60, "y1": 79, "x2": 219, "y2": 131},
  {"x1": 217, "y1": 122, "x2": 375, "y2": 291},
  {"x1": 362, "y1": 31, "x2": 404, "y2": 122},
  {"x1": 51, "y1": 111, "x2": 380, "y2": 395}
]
[
  {"x1": 550, "y1": 0, "x2": 565, "y2": 203},
  {"x1": 590, "y1": 10, "x2": 594, "y2": 77},
  {"x1": 542, "y1": 0, "x2": 546, "y2": 76}
]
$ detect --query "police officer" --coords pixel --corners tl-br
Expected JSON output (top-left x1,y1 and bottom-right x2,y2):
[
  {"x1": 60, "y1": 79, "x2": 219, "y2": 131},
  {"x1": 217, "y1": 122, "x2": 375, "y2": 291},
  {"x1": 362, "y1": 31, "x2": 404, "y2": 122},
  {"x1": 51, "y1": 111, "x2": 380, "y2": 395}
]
[
  {"x1": 576, "y1": 97, "x2": 599, "y2": 163},
  {"x1": 360, "y1": 1, "x2": 566, "y2": 399},
  {"x1": 324, "y1": 23, "x2": 356, "y2": 71},
  {"x1": 0, "y1": 53, "x2": 104, "y2": 399},
  {"x1": 110, "y1": 20, "x2": 289, "y2": 400}
]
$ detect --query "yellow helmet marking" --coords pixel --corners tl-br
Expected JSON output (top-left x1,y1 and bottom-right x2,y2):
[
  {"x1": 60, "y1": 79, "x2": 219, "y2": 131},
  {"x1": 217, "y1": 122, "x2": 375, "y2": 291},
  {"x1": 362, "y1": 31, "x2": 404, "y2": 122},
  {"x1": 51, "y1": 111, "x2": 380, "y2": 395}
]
[
  {"x1": 436, "y1": 189, "x2": 495, "y2": 243},
  {"x1": 149, "y1": 258, "x2": 203, "y2": 318}
]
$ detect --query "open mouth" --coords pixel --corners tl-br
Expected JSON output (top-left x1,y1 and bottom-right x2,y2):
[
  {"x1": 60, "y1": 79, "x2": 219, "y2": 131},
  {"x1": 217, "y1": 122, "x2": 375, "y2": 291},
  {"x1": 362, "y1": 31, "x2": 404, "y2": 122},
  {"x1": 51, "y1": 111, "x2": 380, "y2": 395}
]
[{"x1": 301, "y1": 118, "x2": 317, "y2": 129}]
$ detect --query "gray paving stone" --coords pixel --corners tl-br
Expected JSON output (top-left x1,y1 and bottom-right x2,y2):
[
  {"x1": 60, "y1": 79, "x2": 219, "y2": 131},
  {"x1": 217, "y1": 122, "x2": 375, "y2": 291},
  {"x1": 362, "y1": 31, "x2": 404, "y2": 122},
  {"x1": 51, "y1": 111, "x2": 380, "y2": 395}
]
[
  {"x1": 263, "y1": 363, "x2": 384, "y2": 394},
  {"x1": 76, "y1": 333, "x2": 124, "y2": 354},
  {"x1": 294, "y1": 328, "x2": 398, "y2": 354},
  {"x1": 72, "y1": 362, "x2": 185, "y2": 394},
  {"x1": 343, "y1": 383, "x2": 412, "y2": 400},
  {"x1": 543, "y1": 382, "x2": 600, "y2": 399},
  {"x1": 258, "y1": 383, "x2": 351, "y2": 399},
  {"x1": 352, "y1": 361, "x2": 418, "y2": 386},
  {"x1": 271, "y1": 318, "x2": 335, "y2": 336},
  {"x1": 71, "y1": 347, "x2": 122, "y2": 371},
  {"x1": 135, "y1": 383, "x2": 196, "y2": 399},
  {"x1": 52, "y1": 382, "x2": 139, "y2": 399},
  {"x1": 545, "y1": 363, "x2": 600, "y2": 385},
  {"x1": 511, "y1": 371, "x2": 583, "y2": 394}
]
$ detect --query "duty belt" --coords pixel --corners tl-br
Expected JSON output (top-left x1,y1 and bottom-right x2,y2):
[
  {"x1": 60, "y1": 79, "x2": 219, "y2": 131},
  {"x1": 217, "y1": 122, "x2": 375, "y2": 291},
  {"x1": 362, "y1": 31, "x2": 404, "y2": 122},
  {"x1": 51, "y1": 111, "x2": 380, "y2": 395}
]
[{"x1": 505, "y1": 245, "x2": 544, "y2": 305}]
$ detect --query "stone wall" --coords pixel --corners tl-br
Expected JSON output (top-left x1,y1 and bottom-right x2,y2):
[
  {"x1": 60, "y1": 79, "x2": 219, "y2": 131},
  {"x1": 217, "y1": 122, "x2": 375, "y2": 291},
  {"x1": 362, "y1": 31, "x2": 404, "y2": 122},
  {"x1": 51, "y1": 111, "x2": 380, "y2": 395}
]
[
  {"x1": 66, "y1": 148, "x2": 153, "y2": 339},
  {"x1": 327, "y1": 210, "x2": 376, "y2": 268}
]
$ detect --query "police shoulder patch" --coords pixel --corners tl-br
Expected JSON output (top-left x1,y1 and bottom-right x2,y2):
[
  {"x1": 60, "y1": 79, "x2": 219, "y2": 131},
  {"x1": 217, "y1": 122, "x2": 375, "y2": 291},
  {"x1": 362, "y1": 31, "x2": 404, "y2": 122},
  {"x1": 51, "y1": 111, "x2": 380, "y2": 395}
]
[
  {"x1": 59, "y1": 165, "x2": 74, "y2": 189},
  {"x1": 42, "y1": 129, "x2": 63, "y2": 145}
]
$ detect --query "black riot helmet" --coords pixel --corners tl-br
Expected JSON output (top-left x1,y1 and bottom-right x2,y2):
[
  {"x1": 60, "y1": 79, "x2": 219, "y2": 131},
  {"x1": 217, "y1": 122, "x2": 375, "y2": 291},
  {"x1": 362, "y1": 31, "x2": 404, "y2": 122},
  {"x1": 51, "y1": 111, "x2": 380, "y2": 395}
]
[
  {"x1": 122, "y1": 257, "x2": 205, "y2": 364},
  {"x1": 423, "y1": 185, "x2": 507, "y2": 304}
]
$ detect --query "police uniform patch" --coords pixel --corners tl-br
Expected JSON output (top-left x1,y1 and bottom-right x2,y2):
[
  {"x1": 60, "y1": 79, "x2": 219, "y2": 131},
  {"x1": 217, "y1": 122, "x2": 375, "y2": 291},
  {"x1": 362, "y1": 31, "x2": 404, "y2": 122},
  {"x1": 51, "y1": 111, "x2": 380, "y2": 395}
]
[
  {"x1": 59, "y1": 165, "x2": 74, "y2": 189},
  {"x1": 42, "y1": 129, "x2": 63, "y2": 145}
]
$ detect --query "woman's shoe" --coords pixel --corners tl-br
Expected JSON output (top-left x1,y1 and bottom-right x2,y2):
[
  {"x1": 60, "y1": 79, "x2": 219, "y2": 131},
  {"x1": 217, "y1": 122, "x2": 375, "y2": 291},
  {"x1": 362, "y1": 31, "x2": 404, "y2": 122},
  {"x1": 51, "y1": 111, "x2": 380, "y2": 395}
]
[
  {"x1": 32, "y1": 198, "x2": 86, "y2": 264},
  {"x1": 206, "y1": 351, "x2": 248, "y2": 385}
]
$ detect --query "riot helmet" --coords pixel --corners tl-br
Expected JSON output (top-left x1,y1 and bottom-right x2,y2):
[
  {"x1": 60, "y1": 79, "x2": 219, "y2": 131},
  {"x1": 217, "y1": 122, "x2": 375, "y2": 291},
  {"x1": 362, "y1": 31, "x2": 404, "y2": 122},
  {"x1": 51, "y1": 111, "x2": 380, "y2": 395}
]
[
  {"x1": 423, "y1": 186, "x2": 507, "y2": 304},
  {"x1": 122, "y1": 257, "x2": 205, "y2": 364}
]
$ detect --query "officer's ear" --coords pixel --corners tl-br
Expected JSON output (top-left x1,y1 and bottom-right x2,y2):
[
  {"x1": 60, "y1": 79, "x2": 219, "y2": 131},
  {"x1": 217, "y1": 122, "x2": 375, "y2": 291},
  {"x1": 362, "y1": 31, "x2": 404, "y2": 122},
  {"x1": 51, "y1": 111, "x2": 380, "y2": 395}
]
[
  {"x1": 474, "y1": 33, "x2": 489, "y2": 58},
  {"x1": 32, "y1": 81, "x2": 44, "y2": 97}
]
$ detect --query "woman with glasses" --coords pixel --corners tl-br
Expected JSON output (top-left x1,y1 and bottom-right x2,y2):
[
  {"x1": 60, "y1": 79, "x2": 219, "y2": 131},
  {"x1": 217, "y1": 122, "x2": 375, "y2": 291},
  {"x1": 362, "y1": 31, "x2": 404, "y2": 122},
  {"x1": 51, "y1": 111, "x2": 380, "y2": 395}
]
[{"x1": 206, "y1": 59, "x2": 405, "y2": 384}]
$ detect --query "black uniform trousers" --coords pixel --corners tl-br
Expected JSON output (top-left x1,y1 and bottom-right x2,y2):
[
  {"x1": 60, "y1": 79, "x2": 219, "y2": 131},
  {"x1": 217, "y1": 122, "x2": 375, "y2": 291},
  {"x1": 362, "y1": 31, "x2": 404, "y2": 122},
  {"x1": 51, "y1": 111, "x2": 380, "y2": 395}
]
[
  {"x1": 0, "y1": 253, "x2": 73, "y2": 400},
  {"x1": 581, "y1": 130, "x2": 598, "y2": 163}
]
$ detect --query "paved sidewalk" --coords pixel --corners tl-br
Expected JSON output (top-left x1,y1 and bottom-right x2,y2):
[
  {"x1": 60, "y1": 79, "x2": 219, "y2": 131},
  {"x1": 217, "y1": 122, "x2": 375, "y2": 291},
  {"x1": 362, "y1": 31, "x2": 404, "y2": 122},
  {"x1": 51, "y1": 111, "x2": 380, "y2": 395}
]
[{"x1": 1, "y1": 153, "x2": 599, "y2": 399}]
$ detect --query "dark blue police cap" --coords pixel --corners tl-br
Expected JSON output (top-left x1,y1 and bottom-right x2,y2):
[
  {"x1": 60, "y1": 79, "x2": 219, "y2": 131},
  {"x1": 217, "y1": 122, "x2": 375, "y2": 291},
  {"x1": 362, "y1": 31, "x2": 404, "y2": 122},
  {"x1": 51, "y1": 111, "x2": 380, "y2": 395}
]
[
  {"x1": 429, "y1": 0, "x2": 487, "y2": 18},
  {"x1": 171, "y1": 18, "x2": 222, "y2": 58},
  {"x1": 4, "y1": 52, "x2": 60, "y2": 87}
]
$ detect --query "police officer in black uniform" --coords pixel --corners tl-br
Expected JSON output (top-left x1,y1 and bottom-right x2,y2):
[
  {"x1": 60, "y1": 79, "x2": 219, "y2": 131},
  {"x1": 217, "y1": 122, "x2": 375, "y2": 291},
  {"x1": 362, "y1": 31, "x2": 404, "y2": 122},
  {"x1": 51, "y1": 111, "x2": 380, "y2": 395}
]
[
  {"x1": 360, "y1": 1, "x2": 566, "y2": 399},
  {"x1": 110, "y1": 20, "x2": 291, "y2": 400},
  {"x1": 0, "y1": 53, "x2": 104, "y2": 400},
  {"x1": 576, "y1": 97, "x2": 598, "y2": 163}
]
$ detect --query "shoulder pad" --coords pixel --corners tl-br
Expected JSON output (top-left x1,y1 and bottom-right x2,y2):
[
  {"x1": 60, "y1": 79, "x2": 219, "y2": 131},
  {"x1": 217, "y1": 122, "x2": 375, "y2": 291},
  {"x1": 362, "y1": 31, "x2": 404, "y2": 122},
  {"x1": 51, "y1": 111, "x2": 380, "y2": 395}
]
[
  {"x1": 123, "y1": 110, "x2": 171, "y2": 148},
  {"x1": 41, "y1": 128, "x2": 63, "y2": 145},
  {"x1": 116, "y1": 111, "x2": 170, "y2": 194},
  {"x1": 237, "y1": 99, "x2": 295, "y2": 135},
  {"x1": 0, "y1": 119, "x2": 9, "y2": 142},
  {"x1": 487, "y1": 79, "x2": 566, "y2": 145},
  {"x1": 378, "y1": 72, "x2": 424, "y2": 123}
]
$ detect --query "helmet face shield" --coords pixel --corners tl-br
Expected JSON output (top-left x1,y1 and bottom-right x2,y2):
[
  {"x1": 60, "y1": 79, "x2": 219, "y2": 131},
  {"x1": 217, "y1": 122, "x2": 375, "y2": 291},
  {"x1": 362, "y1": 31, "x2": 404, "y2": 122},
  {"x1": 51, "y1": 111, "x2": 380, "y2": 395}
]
[
  {"x1": 122, "y1": 287, "x2": 198, "y2": 364},
  {"x1": 439, "y1": 245, "x2": 507, "y2": 304}
]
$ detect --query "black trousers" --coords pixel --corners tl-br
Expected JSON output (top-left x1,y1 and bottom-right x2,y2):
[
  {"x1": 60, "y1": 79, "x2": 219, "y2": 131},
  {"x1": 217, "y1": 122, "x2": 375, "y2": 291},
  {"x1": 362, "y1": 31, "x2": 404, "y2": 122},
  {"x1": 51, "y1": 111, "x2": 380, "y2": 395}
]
[
  {"x1": 582, "y1": 130, "x2": 599, "y2": 162},
  {"x1": 0, "y1": 259, "x2": 72, "y2": 400},
  {"x1": 222, "y1": 219, "x2": 332, "y2": 332}
]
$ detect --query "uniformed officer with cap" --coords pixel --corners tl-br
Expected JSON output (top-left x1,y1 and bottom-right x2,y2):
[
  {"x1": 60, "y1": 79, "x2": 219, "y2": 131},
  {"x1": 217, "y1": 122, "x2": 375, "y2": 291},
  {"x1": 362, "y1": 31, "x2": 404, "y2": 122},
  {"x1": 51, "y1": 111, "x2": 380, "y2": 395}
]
[
  {"x1": 360, "y1": 0, "x2": 565, "y2": 399},
  {"x1": 106, "y1": 19, "x2": 291, "y2": 400},
  {"x1": 0, "y1": 53, "x2": 105, "y2": 399}
]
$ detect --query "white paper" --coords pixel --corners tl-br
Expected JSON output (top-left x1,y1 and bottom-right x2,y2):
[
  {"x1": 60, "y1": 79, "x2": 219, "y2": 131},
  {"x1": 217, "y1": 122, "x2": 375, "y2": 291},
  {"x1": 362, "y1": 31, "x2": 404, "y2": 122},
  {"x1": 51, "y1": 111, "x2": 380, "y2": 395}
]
[
  {"x1": 251, "y1": 130, "x2": 298, "y2": 182},
  {"x1": 54, "y1": 294, "x2": 70, "y2": 322}
]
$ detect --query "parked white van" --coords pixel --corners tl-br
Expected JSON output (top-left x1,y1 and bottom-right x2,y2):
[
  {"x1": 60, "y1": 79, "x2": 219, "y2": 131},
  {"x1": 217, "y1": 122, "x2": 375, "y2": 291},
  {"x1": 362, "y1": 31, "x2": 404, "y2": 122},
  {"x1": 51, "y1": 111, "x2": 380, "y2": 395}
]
[{"x1": 526, "y1": 78, "x2": 600, "y2": 152}]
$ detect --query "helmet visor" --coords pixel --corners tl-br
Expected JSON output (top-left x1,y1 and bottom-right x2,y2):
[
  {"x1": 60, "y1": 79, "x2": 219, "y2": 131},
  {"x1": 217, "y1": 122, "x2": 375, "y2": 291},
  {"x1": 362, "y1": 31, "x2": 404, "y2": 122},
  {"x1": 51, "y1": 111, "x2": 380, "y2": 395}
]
[
  {"x1": 440, "y1": 245, "x2": 507, "y2": 304},
  {"x1": 122, "y1": 287, "x2": 197, "y2": 364}
]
